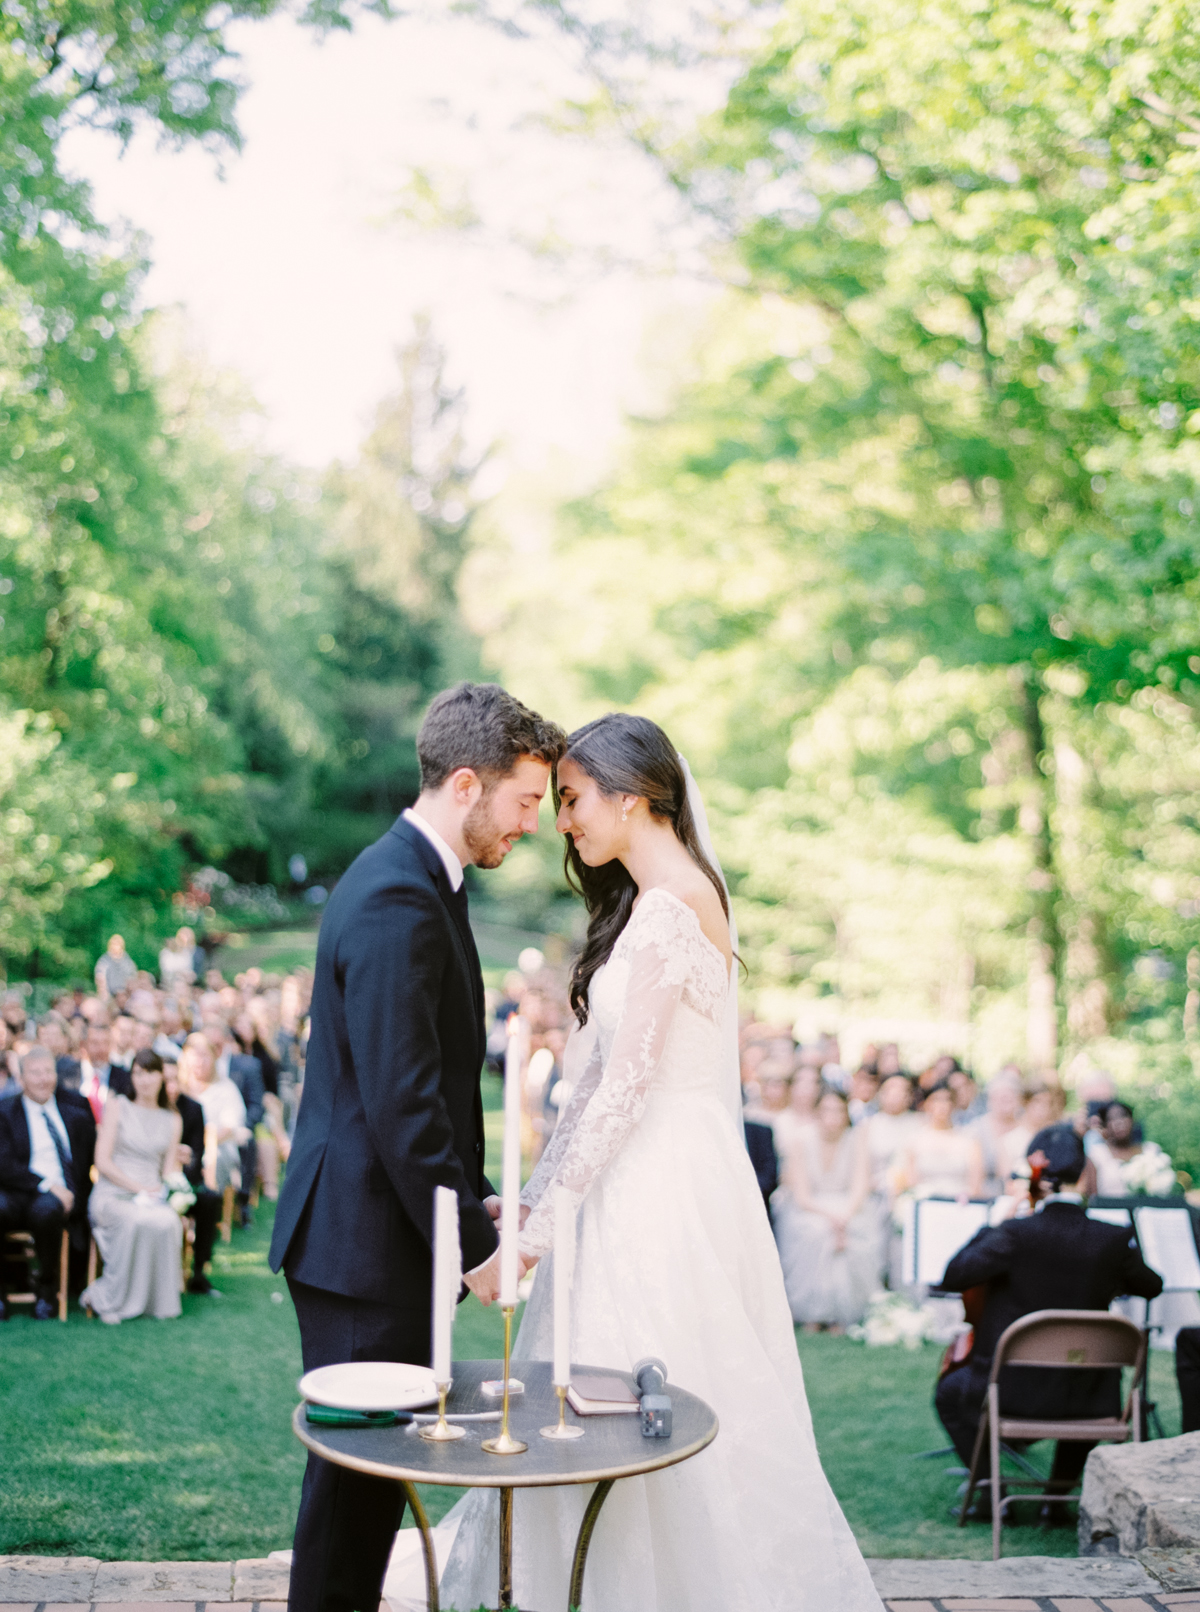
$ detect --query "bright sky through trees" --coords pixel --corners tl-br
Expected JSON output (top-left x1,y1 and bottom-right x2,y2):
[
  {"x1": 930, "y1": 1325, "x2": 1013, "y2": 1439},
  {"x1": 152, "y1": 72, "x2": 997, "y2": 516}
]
[{"x1": 59, "y1": 10, "x2": 713, "y2": 473}]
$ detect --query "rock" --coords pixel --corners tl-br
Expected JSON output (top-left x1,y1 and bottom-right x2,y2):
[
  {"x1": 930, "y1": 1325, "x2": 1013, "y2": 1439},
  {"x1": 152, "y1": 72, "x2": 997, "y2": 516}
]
[
  {"x1": 1139, "y1": 1546, "x2": 1200, "y2": 1591},
  {"x1": 865, "y1": 1554, "x2": 1158, "y2": 1598},
  {"x1": 1079, "y1": 1430, "x2": 1200, "y2": 1555}
]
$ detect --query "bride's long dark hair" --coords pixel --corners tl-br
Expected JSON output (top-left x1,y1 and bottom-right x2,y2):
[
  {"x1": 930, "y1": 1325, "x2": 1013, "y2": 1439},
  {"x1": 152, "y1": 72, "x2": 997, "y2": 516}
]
[{"x1": 556, "y1": 713, "x2": 730, "y2": 1026}]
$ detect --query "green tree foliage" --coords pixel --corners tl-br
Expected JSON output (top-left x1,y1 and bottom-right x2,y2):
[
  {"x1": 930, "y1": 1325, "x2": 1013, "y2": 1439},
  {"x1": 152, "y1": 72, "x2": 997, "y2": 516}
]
[
  {"x1": 478, "y1": 0, "x2": 1200, "y2": 1086},
  {"x1": 0, "y1": 1, "x2": 473, "y2": 977}
]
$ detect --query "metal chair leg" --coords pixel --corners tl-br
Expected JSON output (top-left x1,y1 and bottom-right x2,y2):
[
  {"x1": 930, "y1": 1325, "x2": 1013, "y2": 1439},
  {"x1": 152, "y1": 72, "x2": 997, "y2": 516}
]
[
  {"x1": 57, "y1": 1228, "x2": 69, "y2": 1321},
  {"x1": 989, "y1": 1382, "x2": 1003, "y2": 1560}
]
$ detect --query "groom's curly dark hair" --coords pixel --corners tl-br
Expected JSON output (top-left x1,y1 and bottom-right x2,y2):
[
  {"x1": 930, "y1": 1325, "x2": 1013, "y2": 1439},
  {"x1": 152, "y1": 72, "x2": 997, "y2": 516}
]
[{"x1": 417, "y1": 682, "x2": 565, "y2": 792}]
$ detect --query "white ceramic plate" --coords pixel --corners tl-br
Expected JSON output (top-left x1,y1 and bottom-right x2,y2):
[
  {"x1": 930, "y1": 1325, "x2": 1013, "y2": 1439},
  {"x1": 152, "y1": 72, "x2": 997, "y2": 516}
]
[{"x1": 299, "y1": 1361, "x2": 440, "y2": 1412}]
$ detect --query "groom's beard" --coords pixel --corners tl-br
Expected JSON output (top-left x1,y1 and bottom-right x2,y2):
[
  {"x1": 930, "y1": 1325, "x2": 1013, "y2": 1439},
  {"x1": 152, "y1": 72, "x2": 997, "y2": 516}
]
[{"x1": 462, "y1": 792, "x2": 512, "y2": 870}]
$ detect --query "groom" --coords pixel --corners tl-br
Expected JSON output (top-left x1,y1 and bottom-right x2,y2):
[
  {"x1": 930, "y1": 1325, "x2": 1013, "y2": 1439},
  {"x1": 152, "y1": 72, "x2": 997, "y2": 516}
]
[{"x1": 270, "y1": 682, "x2": 565, "y2": 1612}]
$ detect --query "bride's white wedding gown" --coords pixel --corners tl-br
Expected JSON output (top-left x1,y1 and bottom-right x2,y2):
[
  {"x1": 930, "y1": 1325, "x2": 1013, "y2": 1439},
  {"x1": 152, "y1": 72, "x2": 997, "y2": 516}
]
[{"x1": 438, "y1": 888, "x2": 883, "y2": 1612}]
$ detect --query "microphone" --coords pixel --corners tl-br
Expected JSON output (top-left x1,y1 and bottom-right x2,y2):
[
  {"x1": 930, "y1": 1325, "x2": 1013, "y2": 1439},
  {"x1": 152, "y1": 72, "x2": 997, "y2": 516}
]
[{"x1": 632, "y1": 1357, "x2": 672, "y2": 1438}]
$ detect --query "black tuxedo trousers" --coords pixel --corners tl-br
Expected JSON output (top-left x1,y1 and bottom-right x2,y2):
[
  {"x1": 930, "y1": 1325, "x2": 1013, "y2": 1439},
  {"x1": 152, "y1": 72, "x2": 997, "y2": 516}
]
[{"x1": 287, "y1": 1278, "x2": 430, "y2": 1612}]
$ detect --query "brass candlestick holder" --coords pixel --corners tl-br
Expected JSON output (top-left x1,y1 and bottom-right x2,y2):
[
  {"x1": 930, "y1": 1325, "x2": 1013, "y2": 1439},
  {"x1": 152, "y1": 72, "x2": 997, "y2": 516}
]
[
  {"x1": 482, "y1": 1305, "x2": 527, "y2": 1455},
  {"x1": 419, "y1": 1381, "x2": 465, "y2": 1442},
  {"x1": 540, "y1": 1382, "x2": 584, "y2": 1440}
]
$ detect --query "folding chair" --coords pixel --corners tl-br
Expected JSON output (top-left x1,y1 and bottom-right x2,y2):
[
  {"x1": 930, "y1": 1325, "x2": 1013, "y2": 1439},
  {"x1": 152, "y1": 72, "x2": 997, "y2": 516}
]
[
  {"x1": 3, "y1": 1227, "x2": 69, "y2": 1321},
  {"x1": 220, "y1": 1183, "x2": 235, "y2": 1243},
  {"x1": 958, "y1": 1308, "x2": 1145, "y2": 1559}
]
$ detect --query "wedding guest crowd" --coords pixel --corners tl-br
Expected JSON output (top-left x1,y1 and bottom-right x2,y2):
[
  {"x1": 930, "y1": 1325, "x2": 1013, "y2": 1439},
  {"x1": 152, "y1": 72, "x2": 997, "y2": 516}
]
[
  {"x1": 738, "y1": 1018, "x2": 1181, "y2": 1332},
  {"x1": 0, "y1": 935, "x2": 309, "y2": 1321}
]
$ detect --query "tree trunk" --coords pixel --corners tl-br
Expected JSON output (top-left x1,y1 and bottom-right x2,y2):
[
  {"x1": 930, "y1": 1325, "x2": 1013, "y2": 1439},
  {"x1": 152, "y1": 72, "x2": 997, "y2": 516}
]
[
  {"x1": 1013, "y1": 668, "x2": 1062, "y2": 1071},
  {"x1": 1055, "y1": 739, "x2": 1112, "y2": 1045}
]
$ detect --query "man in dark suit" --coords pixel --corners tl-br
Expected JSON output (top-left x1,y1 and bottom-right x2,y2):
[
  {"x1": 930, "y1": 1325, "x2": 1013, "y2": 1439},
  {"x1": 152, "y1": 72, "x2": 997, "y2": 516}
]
[
  {"x1": 0, "y1": 1046, "x2": 96, "y2": 1319},
  {"x1": 936, "y1": 1124, "x2": 1162, "y2": 1517},
  {"x1": 744, "y1": 1118, "x2": 778, "y2": 1212},
  {"x1": 156, "y1": 1053, "x2": 224, "y2": 1297},
  {"x1": 269, "y1": 682, "x2": 565, "y2": 1612}
]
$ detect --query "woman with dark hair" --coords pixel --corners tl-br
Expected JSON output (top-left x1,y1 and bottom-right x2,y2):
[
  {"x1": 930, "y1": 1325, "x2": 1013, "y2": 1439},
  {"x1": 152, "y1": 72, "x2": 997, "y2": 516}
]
[
  {"x1": 441, "y1": 713, "x2": 883, "y2": 1612},
  {"x1": 80, "y1": 1049, "x2": 183, "y2": 1323}
]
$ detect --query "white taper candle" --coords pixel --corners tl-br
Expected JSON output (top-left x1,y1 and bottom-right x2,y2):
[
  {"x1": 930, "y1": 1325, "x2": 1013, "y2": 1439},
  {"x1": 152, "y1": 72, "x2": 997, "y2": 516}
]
[
  {"x1": 552, "y1": 1185, "x2": 574, "y2": 1387},
  {"x1": 431, "y1": 1185, "x2": 460, "y2": 1384},
  {"x1": 500, "y1": 1015, "x2": 523, "y2": 1306}
]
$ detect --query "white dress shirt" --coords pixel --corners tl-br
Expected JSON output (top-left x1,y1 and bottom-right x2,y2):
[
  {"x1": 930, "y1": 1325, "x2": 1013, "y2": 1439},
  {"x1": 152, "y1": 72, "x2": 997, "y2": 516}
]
[
  {"x1": 22, "y1": 1094, "x2": 70, "y2": 1192},
  {"x1": 402, "y1": 807, "x2": 464, "y2": 891}
]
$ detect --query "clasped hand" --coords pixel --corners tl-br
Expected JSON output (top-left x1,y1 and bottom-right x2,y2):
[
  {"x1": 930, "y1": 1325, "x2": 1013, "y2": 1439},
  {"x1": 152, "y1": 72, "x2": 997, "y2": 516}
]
[{"x1": 463, "y1": 1196, "x2": 535, "y2": 1307}]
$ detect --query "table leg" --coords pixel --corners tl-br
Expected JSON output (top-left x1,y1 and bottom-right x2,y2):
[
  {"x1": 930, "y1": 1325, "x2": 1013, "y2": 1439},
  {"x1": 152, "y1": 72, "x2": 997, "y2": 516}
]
[
  {"x1": 401, "y1": 1480, "x2": 440, "y2": 1612},
  {"x1": 567, "y1": 1478, "x2": 614, "y2": 1612},
  {"x1": 499, "y1": 1485, "x2": 514, "y2": 1608}
]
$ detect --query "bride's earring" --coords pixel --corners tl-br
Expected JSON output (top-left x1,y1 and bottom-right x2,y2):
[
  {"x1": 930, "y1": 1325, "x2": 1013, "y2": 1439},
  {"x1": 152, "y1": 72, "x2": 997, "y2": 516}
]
[{"x1": 621, "y1": 802, "x2": 629, "y2": 821}]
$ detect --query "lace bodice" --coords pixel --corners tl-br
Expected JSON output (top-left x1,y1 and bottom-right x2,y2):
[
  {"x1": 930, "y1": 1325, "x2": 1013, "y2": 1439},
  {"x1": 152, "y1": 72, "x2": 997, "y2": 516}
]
[{"x1": 519, "y1": 887, "x2": 731, "y2": 1258}]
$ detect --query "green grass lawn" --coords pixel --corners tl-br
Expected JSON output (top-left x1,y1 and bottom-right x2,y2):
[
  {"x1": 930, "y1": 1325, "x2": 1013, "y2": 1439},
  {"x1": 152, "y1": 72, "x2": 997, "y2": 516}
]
[
  {"x1": 3, "y1": 1221, "x2": 1183, "y2": 1562},
  {"x1": 1, "y1": 1085, "x2": 1184, "y2": 1565}
]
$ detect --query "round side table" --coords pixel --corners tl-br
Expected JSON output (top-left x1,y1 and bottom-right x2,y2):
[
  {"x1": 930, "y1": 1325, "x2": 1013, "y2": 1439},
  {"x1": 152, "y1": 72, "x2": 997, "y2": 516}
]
[{"x1": 293, "y1": 1357, "x2": 719, "y2": 1611}]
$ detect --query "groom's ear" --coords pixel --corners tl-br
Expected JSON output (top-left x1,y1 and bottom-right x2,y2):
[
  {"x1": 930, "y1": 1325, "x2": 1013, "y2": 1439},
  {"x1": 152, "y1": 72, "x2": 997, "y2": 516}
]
[{"x1": 446, "y1": 766, "x2": 484, "y2": 808}]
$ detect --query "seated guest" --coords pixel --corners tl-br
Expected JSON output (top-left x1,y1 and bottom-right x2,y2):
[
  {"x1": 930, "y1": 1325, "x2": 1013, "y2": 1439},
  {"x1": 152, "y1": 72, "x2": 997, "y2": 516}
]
[
  {"x1": 205, "y1": 1019, "x2": 263, "y2": 1225},
  {"x1": 772, "y1": 1060, "x2": 821, "y2": 1159},
  {"x1": 949, "y1": 1067, "x2": 986, "y2": 1125},
  {"x1": 969, "y1": 1073, "x2": 1025, "y2": 1198},
  {"x1": 936, "y1": 1125, "x2": 1162, "y2": 1518},
  {"x1": 234, "y1": 1008, "x2": 280, "y2": 1097},
  {"x1": 847, "y1": 1064, "x2": 880, "y2": 1125},
  {"x1": 179, "y1": 1033, "x2": 248, "y2": 1192},
  {"x1": 774, "y1": 1086, "x2": 881, "y2": 1330},
  {"x1": 1088, "y1": 1100, "x2": 1173, "y2": 1197},
  {"x1": 161, "y1": 1059, "x2": 223, "y2": 1297},
  {"x1": 78, "y1": 1023, "x2": 115, "y2": 1120},
  {"x1": 80, "y1": 1051, "x2": 183, "y2": 1324},
  {"x1": 744, "y1": 1118, "x2": 778, "y2": 1212},
  {"x1": 0, "y1": 1047, "x2": 97, "y2": 1319},
  {"x1": 107, "y1": 1014, "x2": 137, "y2": 1081},
  {"x1": 0, "y1": 1022, "x2": 18, "y2": 1096},
  {"x1": 37, "y1": 1012, "x2": 81, "y2": 1090},
  {"x1": 864, "y1": 1074, "x2": 919, "y2": 1199},
  {"x1": 900, "y1": 1081, "x2": 985, "y2": 1199},
  {"x1": 153, "y1": 998, "x2": 189, "y2": 1059}
]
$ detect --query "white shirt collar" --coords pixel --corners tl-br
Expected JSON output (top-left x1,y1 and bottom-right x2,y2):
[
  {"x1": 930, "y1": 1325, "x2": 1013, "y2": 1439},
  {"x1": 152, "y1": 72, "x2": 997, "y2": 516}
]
[
  {"x1": 22, "y1": 1092, "x2": 66, "y2": 1137},
  {"x1": 403, "y1": 807, "x2": 464, "y2": 892},
  {"x1": 1037, "y1": 1190, "x2": 1084, "y2": 1209}
]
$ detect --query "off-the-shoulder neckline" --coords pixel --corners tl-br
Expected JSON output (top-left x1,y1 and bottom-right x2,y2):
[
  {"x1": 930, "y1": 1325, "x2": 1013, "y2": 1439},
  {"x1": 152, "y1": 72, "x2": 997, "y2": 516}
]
[{"x1": 628, "y1": 885, "x2": 732, "y2": 974}]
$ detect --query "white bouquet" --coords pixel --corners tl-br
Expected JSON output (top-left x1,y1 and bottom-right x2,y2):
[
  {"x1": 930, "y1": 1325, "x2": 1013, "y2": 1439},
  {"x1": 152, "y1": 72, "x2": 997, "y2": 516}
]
[
  {"x1": 848, "y1": 1290, "x2": 965, "y2": 1349},
  {"x1": 164, "y1": 1170, "x2": 197, "y2": 1215},
  {"x1": 1120, "y1": 1143, "x2": 1176, "y2": 1197}
]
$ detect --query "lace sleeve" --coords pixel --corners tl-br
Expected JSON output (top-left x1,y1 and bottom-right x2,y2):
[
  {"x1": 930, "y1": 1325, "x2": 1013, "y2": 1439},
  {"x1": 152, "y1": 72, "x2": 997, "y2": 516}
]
[
  {"x1": 519, "y1": 892, "x2": 701, "y2": 1260},
  {"x1": 519, "y1": 1018, "x2": 602, "y2": 1213}
]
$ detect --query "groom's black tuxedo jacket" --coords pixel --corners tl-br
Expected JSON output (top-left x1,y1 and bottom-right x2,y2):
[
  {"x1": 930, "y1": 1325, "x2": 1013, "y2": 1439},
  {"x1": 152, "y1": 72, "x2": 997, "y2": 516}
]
[{"x1": 269, "y1": 814, "x2": 498, "y2": 1304}]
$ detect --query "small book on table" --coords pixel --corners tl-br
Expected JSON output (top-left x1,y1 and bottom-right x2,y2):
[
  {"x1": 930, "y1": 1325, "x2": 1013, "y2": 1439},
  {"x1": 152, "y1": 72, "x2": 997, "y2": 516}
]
[{"x1": 566, "y1": 1375, "x2": 639, "y2": 1416}]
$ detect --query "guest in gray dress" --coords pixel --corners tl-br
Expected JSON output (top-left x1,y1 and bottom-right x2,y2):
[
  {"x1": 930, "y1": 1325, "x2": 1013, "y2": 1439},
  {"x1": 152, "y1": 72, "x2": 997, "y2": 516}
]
[
  {"x1": 81, "y1": 1050, "x2": 182, "y2": 1324},
  {"x1": 774, "y1": 1086, "x2": 882, "y2": 1329}
]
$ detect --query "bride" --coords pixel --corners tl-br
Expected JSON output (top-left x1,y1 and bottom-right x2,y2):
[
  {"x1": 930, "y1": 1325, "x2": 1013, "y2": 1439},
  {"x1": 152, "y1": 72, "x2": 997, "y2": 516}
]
[{"x1": 439, "y1": 713, "x2": 883, "y2": 1612}]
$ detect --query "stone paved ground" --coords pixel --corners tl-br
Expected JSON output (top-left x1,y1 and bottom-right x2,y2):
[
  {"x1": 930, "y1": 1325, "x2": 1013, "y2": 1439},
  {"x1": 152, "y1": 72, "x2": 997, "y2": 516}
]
[
  {"x1": 3, "y1": 1556, "x2": 1199, "y2": 1612},
  {"x1": 882, "y1": 1596, "x2": 1200, "y2": 1611}
]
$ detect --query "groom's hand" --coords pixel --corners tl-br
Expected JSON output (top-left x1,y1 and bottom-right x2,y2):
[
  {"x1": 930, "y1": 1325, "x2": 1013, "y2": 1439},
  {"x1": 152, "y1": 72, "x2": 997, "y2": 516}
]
[
  {"x1": 463, "y1": 1246, "x2": 532, "y2": 1307},
  {"x1": 483, "y1": 1195, "x2": 502, "y2": 1222}
]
